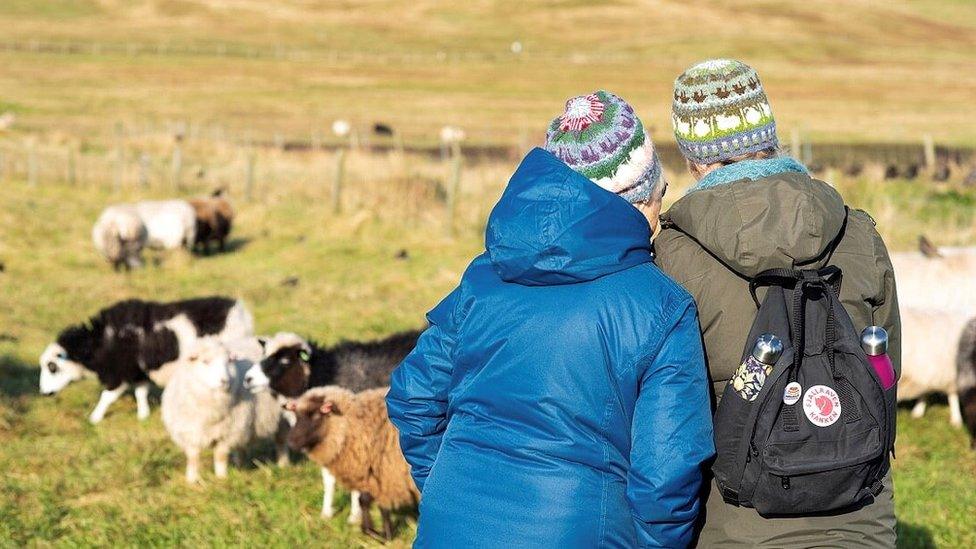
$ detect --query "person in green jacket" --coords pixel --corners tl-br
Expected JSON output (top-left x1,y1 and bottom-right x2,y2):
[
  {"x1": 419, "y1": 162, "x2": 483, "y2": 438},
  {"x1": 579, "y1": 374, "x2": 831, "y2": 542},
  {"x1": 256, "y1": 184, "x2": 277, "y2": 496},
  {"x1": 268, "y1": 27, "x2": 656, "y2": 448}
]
[{"x1": 655, "y1": 59, "x2": 900, "y2": 547}]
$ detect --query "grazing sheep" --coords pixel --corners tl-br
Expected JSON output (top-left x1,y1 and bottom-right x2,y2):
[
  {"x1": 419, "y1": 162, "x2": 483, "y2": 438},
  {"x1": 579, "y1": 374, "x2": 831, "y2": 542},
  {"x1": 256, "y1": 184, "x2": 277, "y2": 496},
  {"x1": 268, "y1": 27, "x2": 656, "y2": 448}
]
[
  {"x1": 92, "y1": 205, "x2": 148, "y2": 270},
  {"x1": 39, "y1": 297, "x2": 253, "y2": 423},
  {"x1": 188, "y1": 189, "x2": 234, "y2": 254},
  {"x1": 243, "y1": 329, "x2": 420, "y2": 523},
  {"x1": 891, "y1": 242, "x2": 976, "y2": 315},
  {"x1": 286, "y1": 386, "x2": 418, "y2": 540},
  {"x1": 899, "y1": 307, "x2": 966, "y2": 427},
  {"x1": 957, "y1": 317, "x2": 976, "y2": 449},
  {"x1": 162, "y1": 337, "x2": 288, "y2": 483},
  {"x1": 132, "y1": 200, "x2": 197, "y2": 251}
]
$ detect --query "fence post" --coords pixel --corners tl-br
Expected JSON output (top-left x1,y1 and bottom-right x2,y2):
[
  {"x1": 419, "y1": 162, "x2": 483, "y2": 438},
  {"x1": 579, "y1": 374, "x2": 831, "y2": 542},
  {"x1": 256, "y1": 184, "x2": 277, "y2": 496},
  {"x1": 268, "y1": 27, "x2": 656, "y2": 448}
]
[
  {"x1": 67, "y1": 147, "x2": 77, "y2": 186},
  {"x1": 244, "y1": 150, "x2": 256, "y2": 202},
  {"x1": 446, "y1": 141, "x2": 462, "y2": 236},
  {"x1": 922, "y1": 134, "x2": 936, "y2": 170},
  {"x1": 331, "y1": 148, "x2": 346, "y2": 214},
  {"x1": 27, "y1": 139, "x2": 38, "y2": 187},
  {"x1": 171, "y1": 127, "x2": 184, "y2": 189},
  {"x1": 139, "y1": 153, "x2": 151, "y2": 189},
  {"x1": 790, "y1": 128, "x2": 801, "y2": 159},
  {"x1": 113, "y1": 122, "x2": 125, "y2": 191}
]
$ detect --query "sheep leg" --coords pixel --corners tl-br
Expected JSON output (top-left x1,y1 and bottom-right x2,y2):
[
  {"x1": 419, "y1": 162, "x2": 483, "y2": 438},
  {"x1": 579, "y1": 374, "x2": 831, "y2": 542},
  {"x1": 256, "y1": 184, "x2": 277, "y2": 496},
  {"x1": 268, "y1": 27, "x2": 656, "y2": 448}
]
[
  {"x1": 275, "y1": 422, "x2": 290, "y2": 467},
  {"x1": 185, "y1": 447, "x2": 201, "y2": 484},
  {"x1": 949, "y1": 392, "x2": 963, "y2": 427},
  {"x1": 214, "y1": 444, "x2": 231, "y2": 479},
  {"x1": 321, "y1": 468, "x2": 336, "y2": 518},
  {"x1": 347, "y1": 490, "x2": 363, "y2": 524},
  {"x1": 89, "y1": 383, "x2": 128, "y2": 424},
  {"x1": 134, "y1": 382, "x2": 151, "y2": 420},
  {"x1": 381, "y1": 508, "x2": 395, "y2": 541},
  {"x1": 359, "y1": 492, "x2": 382, "y2": 540},
  {"x1": 911, "y1": 398, "x2": 928, "y2": 418}
]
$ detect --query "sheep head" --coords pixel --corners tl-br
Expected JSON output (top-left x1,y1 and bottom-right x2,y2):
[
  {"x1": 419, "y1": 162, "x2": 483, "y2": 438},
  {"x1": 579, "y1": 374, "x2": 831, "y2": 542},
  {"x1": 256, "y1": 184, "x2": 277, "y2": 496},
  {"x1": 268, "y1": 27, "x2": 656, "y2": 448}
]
[{"x1": 286, "y1": 386, "x2": 354, "y2": 463}]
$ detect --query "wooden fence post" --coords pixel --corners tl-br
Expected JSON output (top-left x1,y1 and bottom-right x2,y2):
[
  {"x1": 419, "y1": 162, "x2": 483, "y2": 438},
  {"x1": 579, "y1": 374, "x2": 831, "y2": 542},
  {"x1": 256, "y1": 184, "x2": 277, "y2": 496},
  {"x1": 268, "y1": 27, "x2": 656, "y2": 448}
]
[
  {"x1": 331, "y1": 148, "x2": 346, "y2": 214},
  {"x1": 922, "y1": 134, "x2": 936, "y2": 170},
  {"x1": 244, "y1": 150, "x2": 256, "y2": 202},
  {"x1": 446, "y1": 141, "x2": 462, "y2": 236},
  {"x1": 139, "y1": 153, "x2": 151, "y2": 189},
  {"x1": 791, "y1": 129, "x2": 801, "y2": 159},
  {"x1": 67, "y1": 147, "x2": 77, "y2": 186},
  {"x1": 113, "y1": 122, "x2": 125, "y2": 191},
  {"x1": 27, "y1": 139, "x2": 38, "y2": 187}
]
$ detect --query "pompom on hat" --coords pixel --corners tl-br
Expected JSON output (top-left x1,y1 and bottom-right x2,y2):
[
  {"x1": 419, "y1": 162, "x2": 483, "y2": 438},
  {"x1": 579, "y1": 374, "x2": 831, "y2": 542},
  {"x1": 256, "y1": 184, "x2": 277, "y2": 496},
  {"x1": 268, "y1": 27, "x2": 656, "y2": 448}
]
[
  {"x1": 672, "y1": 59, "x2": 778, "y2": 165},
  {"x1": 544, "y1": 90, "x2": 662, "y2": 204}
]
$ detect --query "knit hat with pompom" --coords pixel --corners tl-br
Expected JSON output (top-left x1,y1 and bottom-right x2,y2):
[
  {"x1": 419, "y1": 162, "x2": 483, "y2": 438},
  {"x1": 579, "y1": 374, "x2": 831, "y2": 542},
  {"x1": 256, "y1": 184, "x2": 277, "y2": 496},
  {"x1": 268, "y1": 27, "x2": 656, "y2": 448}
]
[{"x1": 544, "y1": 90, "x2": 662, "y2": 204}]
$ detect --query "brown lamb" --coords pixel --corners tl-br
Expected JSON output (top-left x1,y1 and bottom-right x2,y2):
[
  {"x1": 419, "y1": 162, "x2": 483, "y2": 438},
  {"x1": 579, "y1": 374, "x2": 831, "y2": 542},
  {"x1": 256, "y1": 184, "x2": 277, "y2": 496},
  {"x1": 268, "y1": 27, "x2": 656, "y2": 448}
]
[
  {"x1": 188, "y1": 189, "x2": 234, "y2": 254},
  {"x1": 287, "y1": 386, "x2": 419, "y2": 540}
]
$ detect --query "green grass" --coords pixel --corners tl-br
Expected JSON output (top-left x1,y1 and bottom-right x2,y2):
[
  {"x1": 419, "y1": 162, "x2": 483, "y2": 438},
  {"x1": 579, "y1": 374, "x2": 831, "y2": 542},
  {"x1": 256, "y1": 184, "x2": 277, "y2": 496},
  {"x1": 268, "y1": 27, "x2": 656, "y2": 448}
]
[{"x1": 1, "y1": 172, "x2": 975, "y2": 546}]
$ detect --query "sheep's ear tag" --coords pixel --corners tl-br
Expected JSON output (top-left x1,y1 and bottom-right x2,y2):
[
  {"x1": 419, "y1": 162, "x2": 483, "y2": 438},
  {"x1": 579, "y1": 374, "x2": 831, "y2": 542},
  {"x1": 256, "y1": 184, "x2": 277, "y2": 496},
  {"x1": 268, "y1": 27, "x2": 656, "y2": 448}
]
[
  {"x1": 299, "y1": 350, "x2": 311, "y2": 362},
  {"x1": 320, "y1": 402, "x2": 334, "y2": 415}
]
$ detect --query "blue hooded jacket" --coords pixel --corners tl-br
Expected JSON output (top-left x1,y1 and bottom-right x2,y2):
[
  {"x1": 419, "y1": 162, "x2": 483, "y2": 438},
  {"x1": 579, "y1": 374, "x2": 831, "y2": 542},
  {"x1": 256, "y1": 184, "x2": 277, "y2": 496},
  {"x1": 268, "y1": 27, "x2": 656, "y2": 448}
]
[{"x1": 387, "y1": 148, "x2": 714, "y2": 548}]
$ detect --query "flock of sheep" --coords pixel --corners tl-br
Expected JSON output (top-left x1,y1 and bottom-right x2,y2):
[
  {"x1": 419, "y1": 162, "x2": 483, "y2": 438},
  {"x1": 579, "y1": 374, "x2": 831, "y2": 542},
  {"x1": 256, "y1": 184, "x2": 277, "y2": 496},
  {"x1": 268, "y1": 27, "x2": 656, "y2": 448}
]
[
  {"x1": 92, "y1": 189, "x2": 233, "y2": 270},
  {"x1": 39, "y1": 295, "x2": 421, "y2": 540},
  {"x1": 32, "y1": 185, "x2": 976, "y2": 543}
]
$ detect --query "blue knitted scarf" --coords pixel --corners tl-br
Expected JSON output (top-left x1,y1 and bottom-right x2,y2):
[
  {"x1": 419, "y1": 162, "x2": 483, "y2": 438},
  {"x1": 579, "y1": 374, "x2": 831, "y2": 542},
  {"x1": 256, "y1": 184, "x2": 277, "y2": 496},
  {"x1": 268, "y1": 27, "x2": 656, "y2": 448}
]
[{"x1": 689, "y1": 156, "x2": 809, "y2": 193}]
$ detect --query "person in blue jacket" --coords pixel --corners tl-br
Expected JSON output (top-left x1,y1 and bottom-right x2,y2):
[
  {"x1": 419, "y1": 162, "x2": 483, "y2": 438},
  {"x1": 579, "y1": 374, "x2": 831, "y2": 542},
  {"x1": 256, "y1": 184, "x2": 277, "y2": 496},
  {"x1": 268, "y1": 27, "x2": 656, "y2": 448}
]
[{"x1": 387, "y1": 91, "x2": 714, "y2": 548}]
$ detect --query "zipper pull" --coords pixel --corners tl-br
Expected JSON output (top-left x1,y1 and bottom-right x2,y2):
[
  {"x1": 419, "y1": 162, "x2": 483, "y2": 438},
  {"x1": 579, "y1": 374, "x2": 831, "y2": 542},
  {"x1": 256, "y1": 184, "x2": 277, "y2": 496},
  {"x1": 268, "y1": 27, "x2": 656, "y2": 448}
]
[{"x1": 781, "y1": 476, "x2": 791, "y2": 490}]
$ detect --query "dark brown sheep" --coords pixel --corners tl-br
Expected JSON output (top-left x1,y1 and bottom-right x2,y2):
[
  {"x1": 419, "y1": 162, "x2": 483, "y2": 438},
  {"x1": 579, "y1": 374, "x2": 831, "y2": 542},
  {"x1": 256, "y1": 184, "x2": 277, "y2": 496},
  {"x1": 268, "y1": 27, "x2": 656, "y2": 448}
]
[{"x1": 189, "y1": 189, "x2": 234, "y2": 254}]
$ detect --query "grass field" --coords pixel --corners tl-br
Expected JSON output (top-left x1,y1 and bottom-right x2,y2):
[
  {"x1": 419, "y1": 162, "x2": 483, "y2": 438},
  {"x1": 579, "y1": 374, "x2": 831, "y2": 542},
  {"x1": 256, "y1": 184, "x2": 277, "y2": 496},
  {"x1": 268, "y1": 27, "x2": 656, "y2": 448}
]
[
  {"x1": 1, "y1": 0, "x2": 976, "y2": 546},
  {"x1": 1, "y1": 161, "x2": 976, "y2": 546}
]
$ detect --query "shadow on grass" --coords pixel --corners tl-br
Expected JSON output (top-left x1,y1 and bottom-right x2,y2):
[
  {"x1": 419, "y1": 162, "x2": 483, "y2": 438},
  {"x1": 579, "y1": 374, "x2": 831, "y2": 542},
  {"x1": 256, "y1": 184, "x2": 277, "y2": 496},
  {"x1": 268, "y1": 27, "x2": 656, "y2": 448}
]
[
  {"x1": 0, "y1": 354, "x2": 37, "y2": 398},
  {"x1": 897, "y1": 522, "x2": 936, "y2": 549},
  {"x1": 194, "y1": 237, "x2": 251, "y2": 258}
]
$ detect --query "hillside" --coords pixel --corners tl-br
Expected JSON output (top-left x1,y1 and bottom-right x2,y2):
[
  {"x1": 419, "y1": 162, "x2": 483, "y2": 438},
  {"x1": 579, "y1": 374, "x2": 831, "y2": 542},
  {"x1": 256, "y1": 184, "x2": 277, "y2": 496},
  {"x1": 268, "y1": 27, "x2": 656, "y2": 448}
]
[{"x1": 0, "y1": 0, "x2": 974, "y2": 145}]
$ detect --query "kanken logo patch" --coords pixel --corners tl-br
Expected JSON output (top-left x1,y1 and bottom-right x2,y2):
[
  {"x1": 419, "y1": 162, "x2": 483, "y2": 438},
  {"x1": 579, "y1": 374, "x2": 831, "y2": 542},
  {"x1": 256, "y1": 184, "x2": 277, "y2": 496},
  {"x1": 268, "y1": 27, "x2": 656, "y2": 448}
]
[
  {"x1": 783, "y1": 382, "x2": 802, "y2": 405},
  {"x1": 803, "y1": 385, "x2": 842, "y2": 427}
]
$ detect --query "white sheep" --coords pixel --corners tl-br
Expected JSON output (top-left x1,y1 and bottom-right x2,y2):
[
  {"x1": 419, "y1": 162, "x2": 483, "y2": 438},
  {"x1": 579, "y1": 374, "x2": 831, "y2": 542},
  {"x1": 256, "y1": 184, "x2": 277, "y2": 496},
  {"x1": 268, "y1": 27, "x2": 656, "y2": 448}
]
[
  {"x1": 132, "y1": 200, "x2": 197, "y2": 251},
  {"x1": 891, "y1": 246, "x2": 976, "y2": 315},
  {"x1": 899, "y1": 307, "x2": 966, "y2": 427},
  {"x1": 92, "y1": 205, "x2": 148, "y2": 270},
  {"x1": 161, "y1": 337, "x2": 288, "y2": 483}
]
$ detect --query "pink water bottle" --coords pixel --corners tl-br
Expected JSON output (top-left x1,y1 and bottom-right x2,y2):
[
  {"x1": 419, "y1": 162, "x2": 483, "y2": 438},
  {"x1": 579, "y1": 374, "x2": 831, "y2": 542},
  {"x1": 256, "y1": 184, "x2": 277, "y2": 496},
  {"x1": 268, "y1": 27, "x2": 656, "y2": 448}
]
[{"x1": 861, "y1": 326, "x2": 896, "y2": 390}]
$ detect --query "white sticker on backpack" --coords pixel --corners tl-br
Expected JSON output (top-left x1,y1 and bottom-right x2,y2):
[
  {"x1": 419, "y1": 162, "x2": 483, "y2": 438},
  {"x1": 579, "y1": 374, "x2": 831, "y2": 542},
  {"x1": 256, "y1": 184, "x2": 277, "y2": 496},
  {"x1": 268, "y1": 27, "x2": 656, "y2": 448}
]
[
  {"x1": 783, "y1": 382, "x2": 802, "y2": 405},
  {"x1": 803, "y1": 385, "x2": 842, "y2": 427}
]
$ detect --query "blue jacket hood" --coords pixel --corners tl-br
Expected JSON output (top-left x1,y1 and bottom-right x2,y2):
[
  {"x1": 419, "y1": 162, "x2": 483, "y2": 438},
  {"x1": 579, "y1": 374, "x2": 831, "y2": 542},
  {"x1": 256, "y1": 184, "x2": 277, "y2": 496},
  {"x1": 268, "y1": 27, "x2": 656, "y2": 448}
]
[{"x1": 485, "y1": 148, "x2": 653, "y2": 286}]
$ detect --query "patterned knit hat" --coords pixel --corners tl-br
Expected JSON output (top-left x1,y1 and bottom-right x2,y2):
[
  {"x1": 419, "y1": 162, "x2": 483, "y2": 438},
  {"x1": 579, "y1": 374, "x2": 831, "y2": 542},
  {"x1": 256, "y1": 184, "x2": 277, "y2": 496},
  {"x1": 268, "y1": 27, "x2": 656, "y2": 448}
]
[
  {"x1": 544, "y1": 90, "x2": 662, "y2": 204},
  {"x1": 672, "y1": 59, "x2": 777, "y2": 165}
]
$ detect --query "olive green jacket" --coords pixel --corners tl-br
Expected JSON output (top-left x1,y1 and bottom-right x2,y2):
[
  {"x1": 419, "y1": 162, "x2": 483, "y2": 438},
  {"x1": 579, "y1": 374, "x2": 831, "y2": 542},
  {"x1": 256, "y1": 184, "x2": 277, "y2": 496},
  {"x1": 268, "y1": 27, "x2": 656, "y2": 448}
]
[
  {"x1": 655, "y1": 173, "x2": 900, "y2": 548},
  {"x1": 656, "y1": 173, "x2": 901, "y2": 404}
]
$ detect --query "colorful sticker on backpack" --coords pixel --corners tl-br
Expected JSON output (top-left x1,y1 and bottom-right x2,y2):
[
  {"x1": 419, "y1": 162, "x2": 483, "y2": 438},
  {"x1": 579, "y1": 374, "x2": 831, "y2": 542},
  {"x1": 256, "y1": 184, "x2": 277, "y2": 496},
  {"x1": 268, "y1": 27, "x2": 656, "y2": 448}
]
[{"x1": 803, "y1": 385, "x2": 842, "y2": 427}]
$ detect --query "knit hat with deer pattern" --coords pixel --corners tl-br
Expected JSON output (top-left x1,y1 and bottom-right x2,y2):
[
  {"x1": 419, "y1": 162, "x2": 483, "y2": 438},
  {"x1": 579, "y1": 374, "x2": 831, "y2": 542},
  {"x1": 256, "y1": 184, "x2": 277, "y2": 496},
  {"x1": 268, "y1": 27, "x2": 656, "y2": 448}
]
[
  {"x1": 672, "y1": 59, "x2": 777, "y2": 165},
  {"x1": 544, "y1": 90, "x2": 662, "y2": 204}
]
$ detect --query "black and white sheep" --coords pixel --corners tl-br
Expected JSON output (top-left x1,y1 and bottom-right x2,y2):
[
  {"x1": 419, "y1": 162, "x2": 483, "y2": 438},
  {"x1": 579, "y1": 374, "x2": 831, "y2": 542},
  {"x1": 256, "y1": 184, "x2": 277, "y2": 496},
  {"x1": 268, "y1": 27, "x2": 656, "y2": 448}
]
[
  {"x1": 39, "y1": 296, "x2": 253, "y2": 423},
  {"x1": 162, "y1": 336, "x2": 288, "y2": 483},
  {"x1": 242, "y1": 329, "x2": 420, "y2": 522},
  {"x1": 92, "y1": 205, "x2": 148, "y2": 270}
]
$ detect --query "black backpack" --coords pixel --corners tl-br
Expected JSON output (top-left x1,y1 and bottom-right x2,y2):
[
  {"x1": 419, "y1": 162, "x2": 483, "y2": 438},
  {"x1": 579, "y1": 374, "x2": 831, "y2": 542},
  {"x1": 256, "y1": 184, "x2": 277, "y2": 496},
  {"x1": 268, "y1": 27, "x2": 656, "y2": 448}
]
[{"x1": 711, "y1": 266, "x2": 897, "y2": 516}]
